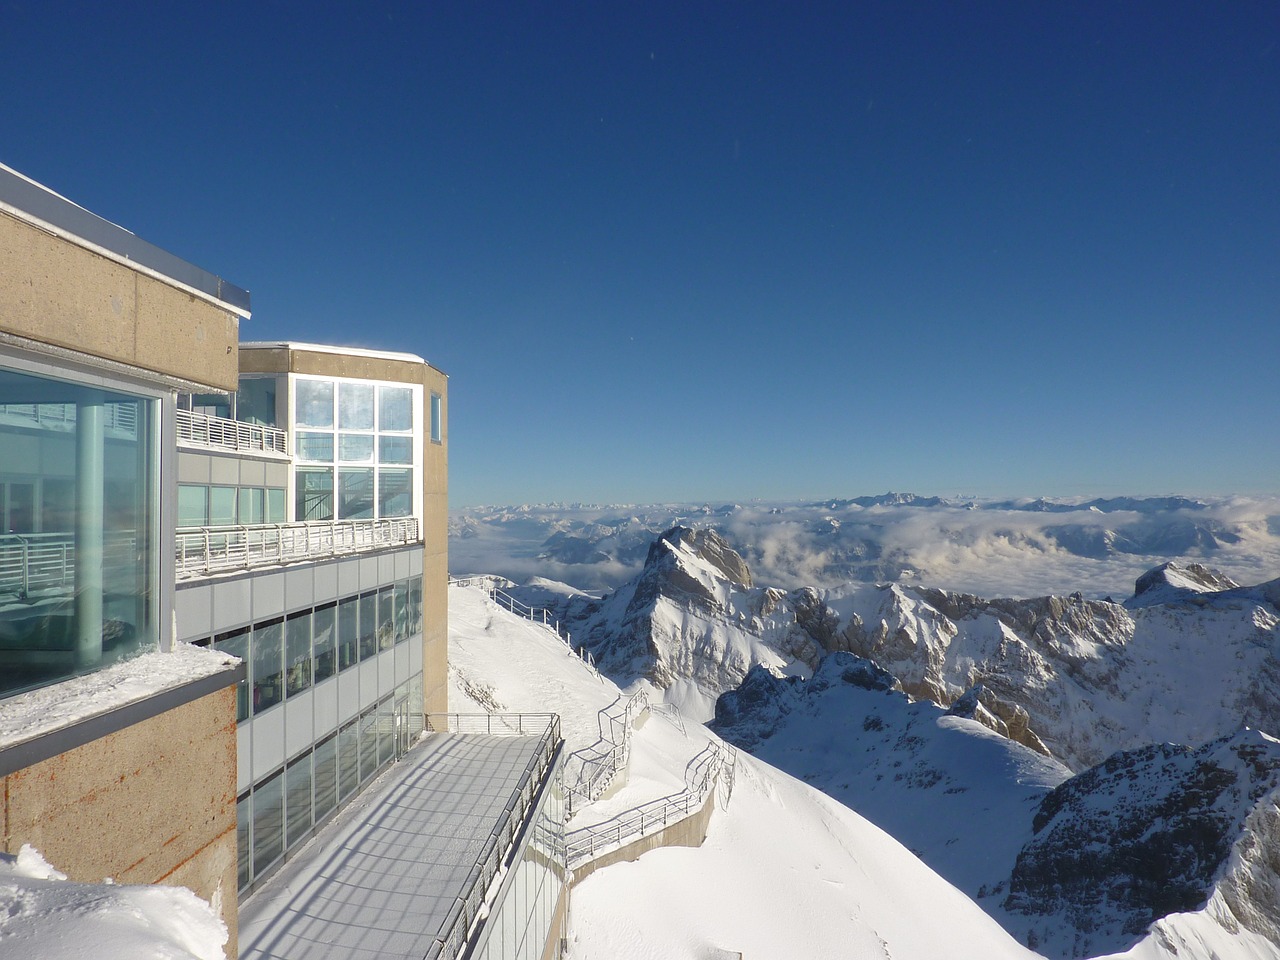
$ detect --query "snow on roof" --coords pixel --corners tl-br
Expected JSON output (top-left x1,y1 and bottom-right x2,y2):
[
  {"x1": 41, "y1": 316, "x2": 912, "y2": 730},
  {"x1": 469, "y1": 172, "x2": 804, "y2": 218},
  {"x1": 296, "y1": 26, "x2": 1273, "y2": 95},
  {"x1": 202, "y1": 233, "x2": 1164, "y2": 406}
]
[{"x1": 240, "y1": 341, "x2": 429, "y2": 366}]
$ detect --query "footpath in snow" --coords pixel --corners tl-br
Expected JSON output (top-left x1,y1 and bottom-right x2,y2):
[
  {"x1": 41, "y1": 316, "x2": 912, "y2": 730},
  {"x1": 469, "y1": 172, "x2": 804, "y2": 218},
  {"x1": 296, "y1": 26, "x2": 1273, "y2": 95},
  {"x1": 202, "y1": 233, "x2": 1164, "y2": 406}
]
[{"x1": 448, "y1": 582, "x2": 1044, "y2": 960}]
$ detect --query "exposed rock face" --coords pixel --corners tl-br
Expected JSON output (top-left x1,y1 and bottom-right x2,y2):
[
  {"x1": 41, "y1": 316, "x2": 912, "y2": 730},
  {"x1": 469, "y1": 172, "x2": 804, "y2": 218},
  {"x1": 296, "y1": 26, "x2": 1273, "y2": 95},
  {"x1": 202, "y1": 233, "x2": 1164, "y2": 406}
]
[
  {"x1": 1131, "y1": 560, "x2": 1241, "y2": 606},
  {"x1": 1002, "y1": 729, "x2": 1280, "y2": 958},
  {"x1": 947, "y1": 684, "x2": 1051, "y2": 757}
]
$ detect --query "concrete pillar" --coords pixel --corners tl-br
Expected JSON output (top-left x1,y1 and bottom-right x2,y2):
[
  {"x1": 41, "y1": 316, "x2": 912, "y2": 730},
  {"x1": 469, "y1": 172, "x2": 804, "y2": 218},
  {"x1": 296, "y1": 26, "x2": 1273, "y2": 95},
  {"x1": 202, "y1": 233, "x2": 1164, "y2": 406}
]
[{"x1": 75, "y1": 392, "x2": 105, "y2": 667}]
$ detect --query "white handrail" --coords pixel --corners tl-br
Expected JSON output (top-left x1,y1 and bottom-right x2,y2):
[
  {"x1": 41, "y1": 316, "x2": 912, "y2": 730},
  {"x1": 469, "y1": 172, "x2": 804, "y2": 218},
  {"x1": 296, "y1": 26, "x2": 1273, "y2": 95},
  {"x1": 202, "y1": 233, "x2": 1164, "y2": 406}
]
[
  {"x1": 565, "y1": 688, "x2": 649, "y2": 814},
  {"x1": 564, "y1": 739, "x2": 736, "y2": 868},
  {"x1": 175, "y1": 518, "x2": 419, "y2": 577},
  {"x1": 175, "y1": 409, "x2": 288, "y2": 455}
]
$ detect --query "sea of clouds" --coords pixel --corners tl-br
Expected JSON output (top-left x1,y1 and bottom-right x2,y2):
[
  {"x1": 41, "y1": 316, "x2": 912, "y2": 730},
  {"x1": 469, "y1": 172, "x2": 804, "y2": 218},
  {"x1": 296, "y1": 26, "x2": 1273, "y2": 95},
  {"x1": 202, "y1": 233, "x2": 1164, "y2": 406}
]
[{"x1": 450, "y1": 496, "x2": 1280, "y2": 601}]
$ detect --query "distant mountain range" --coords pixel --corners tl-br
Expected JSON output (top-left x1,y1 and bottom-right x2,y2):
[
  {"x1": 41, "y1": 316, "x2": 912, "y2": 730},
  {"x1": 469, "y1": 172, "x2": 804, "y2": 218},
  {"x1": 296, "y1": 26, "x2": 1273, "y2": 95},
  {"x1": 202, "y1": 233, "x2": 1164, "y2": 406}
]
[{"x1": 450, "y1": 494, "x2": 1280, "y2": 599}]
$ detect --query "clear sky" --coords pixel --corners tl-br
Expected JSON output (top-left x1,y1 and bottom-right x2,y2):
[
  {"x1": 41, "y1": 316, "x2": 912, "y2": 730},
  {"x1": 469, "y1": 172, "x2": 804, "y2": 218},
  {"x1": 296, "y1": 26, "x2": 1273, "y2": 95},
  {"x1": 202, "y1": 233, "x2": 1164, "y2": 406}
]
[{"x1": 3, "y1": 2, "x2": 1277, "y2": 506}]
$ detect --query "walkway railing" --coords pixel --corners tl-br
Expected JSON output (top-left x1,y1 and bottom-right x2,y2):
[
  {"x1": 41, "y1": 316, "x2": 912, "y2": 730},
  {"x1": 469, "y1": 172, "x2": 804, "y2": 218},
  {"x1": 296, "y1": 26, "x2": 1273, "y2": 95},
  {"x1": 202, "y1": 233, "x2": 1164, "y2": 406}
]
[
  {"x1": 449, "y1": 576, "x2": 600, "y2": 676},
  {"x1": 0, "y1": 532, "x2": 137, "y2": 599},
  {"x1": 0, "y1": 401, "x2": 138, "y2": 438},
  {"x1": 176, "y1": 409, "x2": 288, "y2": 455},
  {"x1": 566, "y1": 688, "x2": 649, "y2": 815},
  {"x1": 564, "y1": 738, "x2": 735, "y2": 868},
  {"x1": 421, "y1": 713, "x2": 562, "y2": 960},
  {"x1": 176, "y1": 518, "x2": 419, "y2": 578}
]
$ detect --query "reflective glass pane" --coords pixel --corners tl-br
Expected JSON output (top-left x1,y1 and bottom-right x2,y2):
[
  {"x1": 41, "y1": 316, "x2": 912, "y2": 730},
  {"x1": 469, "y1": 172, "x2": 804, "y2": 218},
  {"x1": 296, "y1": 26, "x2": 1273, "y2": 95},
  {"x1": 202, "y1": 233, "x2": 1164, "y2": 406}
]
[
  {"x1": 252, "y1": 772, "x2": 284, "y2": 876},
  {"x1": 252, "y1": 618, "x2": 283, "y2": 713},
  {"x1": 339, "y1": 382, "x2": 374, "y2": 429},
  {"x1": 239, "y1": 487, "x2": 265, "y2": 524},
  {"x1": 339, "y1": 433, "x2": 374, "y2": 462},
  {"x1": 338, "y1": 468, "x2": 373, "y2": 520},
  {"x1": 296, "y1": 468, "x2": 334, "y2": 522},
  {"x1": 378, "y1": 436, "x2": 412, "y2": 464},
  {"x1": 178, "y1": 485, "x2": 208, "y2": 527},
  {"x1": 210, "y1": 486, "x2": 237, "y2": 525},
  {"x1": 267, "y1": 488, "x2": 286, "y2": 522},
  {"x1": 286, "y1": 753, "x2": 313, "y2": 847},
  {"x1": 296, "y1": 432, "x2": 334, "y2": 462},
  {"x1": 0, "y1": 367, "x2": 156, "y2": 698},
  {"x1": 286, "y1": 610, "x2": 312, "y2": 696},
  {"x1": 313, "y1": 602, "x2": 336, "y2": 682},
  {"x1": 214, "y1": 627, "x2": 251, "y2": 722},
  {"x1": 295, "y1": 380, "x2": 334, "y2": 428},
  {"x1": 338, "y1": 595, "x2": 359, "y2": 670},
  {"x1": 314, "y1": 734, "x2": 338, "y2": 821},
  {"x1": 338, "y1": 720, "x2": 359, "y2": 799},
  {"x1": 378, "y1": 386, "x2": 412, "y2": 431},
  {"x1": 358, "y1": 592, "x2": 377, "y2": 660},
  {"x1": 430, "y1": 392, "x2": 442, "y2": 443},
  {"x1": 378, "y1": 468, "x2": 413, "y2": 518},
  {"x1": 377, "y1": 587, "x2": 394, "y2": 652},
  {"x1": 237, "y1": 792, "x2": 252, "y2": 890},
  {"x1": 237, "y1": 376, "x2": 278, "y2": 427}
]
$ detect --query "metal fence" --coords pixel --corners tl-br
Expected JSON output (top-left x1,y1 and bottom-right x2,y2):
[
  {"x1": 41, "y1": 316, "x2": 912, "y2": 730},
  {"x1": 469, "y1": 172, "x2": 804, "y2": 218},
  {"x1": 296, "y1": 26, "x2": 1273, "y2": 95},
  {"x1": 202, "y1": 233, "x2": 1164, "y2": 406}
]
[
  {"x1": 0, "y1": 532, "x2": 139, "y2": 599},
  {"x1": 566, "y1": 688, "x2": 649, "y2": 814},
  {"x1": 176, "y1": 408, "x2": 287, "y2": 455},
  {"x1": 564, "y1": 738, "x2": 735, "y2": 868},
  {"x1": 175, "y1": 518, "x2": 419, "y2": 578},
  {"x1": 420, "y1": 713, "x2": 562, "y2": 960},
  {"x1": 0, "y1": 401, "x2": 138, "y2": 437}
]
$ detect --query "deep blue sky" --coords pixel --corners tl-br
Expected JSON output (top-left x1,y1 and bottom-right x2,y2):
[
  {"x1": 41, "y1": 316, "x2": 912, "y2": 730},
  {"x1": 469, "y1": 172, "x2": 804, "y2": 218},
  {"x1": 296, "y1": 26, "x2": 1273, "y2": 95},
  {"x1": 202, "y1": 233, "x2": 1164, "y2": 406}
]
[{"x1": 4, "y1": 2, "x2": 1277, "y2": 506}]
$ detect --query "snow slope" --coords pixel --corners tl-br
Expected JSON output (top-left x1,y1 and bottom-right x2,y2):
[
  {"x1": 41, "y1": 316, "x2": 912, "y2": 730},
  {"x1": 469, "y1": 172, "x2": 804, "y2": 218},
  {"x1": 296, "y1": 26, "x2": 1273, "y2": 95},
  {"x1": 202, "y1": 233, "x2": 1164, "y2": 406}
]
[{"x1": 448, "y1": 583, "x2": 1045, "y2": 960}]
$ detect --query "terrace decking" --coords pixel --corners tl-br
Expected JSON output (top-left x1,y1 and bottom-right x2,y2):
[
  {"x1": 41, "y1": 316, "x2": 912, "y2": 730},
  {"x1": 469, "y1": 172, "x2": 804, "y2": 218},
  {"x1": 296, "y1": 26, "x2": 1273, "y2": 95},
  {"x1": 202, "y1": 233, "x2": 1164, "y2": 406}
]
[{"x1": 238, "y1": 727, "x2": 554, "y2": 960}]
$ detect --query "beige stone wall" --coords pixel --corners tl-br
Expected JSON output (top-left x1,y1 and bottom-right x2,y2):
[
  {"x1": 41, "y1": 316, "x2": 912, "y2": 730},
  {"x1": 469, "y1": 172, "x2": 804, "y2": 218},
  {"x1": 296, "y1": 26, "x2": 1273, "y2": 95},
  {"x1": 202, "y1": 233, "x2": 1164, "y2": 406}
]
[
  {"x1": 1, "y1": 685, "x2": 241, "y2": 955},
  {"x1": 422, "y1": 363, "x2": 449, "y2": 715},
  {"x1": 0, "y1": 210, "x2": 240, "y2": 390}
]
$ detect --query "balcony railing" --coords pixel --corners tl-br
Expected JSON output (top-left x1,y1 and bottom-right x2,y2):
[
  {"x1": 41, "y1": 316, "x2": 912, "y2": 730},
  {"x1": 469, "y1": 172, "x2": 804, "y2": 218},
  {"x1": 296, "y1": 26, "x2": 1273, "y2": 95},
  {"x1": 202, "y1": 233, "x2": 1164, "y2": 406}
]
[
  {"x1": 176, "y1": 409, "x2": 287, "y2": 455},
  {"x1": 176, "y1": 518, "x2": 419, "y2": 578},
  {"x1": 0, "y1": 532, "x2": 139, "y2": 600},
  {"x1": 421, "y1": 714, "x2": 563, "y2": 960}
]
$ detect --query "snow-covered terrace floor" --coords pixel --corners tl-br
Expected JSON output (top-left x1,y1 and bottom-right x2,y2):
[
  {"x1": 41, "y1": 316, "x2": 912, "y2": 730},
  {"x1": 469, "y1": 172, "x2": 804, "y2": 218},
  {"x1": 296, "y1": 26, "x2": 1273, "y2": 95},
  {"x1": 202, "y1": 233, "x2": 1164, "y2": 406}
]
[{"x1": 238, "y1": 731, "x2": 545, "y2": 960}]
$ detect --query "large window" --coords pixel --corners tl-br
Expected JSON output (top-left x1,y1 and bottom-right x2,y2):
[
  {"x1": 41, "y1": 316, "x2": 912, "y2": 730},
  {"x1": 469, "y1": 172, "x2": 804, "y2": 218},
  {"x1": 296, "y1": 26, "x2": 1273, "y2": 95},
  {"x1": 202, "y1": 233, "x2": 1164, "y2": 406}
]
[
  {"x1": 0, "y1": 363, "x2": 158, "y2": 699},
  {"x1": 291, "y1": 376, "x2": 419, "y2": 523}
]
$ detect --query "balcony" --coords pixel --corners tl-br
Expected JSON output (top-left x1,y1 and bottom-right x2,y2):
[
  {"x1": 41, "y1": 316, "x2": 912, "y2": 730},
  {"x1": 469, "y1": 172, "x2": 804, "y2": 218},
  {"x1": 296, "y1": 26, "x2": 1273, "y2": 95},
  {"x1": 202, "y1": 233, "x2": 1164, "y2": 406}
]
[
  {"x1": 176, "y1": 409, "x2": 287, "y2": 456},
  {"x1": 176, "y1": 518, "x2": 420, "y2": 579}
]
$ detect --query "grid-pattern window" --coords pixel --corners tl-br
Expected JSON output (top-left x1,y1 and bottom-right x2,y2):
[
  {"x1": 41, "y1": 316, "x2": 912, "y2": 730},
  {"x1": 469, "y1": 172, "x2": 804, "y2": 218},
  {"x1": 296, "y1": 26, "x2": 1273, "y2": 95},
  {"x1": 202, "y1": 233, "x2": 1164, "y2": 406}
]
[{"x1": 290, "y1": 376, "x2": 419, "y2": 523}]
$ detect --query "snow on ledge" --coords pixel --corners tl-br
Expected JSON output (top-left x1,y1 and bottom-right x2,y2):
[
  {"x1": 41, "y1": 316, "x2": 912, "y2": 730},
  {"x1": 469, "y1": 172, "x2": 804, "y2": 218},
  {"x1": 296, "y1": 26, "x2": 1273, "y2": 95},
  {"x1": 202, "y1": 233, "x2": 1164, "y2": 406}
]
[{"x1": 0, "y1": 645, "x2": 239, "y2": 750}]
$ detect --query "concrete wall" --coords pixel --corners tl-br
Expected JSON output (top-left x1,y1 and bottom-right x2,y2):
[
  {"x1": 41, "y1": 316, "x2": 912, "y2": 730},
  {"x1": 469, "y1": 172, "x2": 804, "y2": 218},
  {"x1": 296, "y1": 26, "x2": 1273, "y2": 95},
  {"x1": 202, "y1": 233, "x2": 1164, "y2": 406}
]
[
  {"x1": 421, "y1": 363, "x2": 448, "y2": 715},
  {"x1": 541, "y1": 882, "x2": 569, "y2": 960},
  {"x1": 569, "y1": 787, "x2": 718, "y2": 887},
  {"x1": 0, "y1": 209, "x2": 240, "y2": 390},
  {"x1": 1, "y1": 685, "x2": 241, "y2": 954}
]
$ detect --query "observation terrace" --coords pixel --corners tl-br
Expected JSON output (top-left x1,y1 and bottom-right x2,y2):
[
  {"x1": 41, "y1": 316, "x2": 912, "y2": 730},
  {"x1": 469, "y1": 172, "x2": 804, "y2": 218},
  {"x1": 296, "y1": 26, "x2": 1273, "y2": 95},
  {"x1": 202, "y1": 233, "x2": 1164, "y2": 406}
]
[{"x1": 238, "y1": 714, "x2": 565, "y2": 960}]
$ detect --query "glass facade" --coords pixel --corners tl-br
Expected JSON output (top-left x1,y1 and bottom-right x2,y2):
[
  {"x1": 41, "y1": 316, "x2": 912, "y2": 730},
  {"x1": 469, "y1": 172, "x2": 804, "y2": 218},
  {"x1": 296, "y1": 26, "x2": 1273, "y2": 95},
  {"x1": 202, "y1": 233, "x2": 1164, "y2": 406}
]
[
  {"x1": 234, "y1": 673, "x2": 425, "y2": 892},
  {"x1": 473, "y1": 758, "x2": 567, "y2": 960},
  {"x1": 290, "y1": 376, "x2": 419, "y2": 522},
  {"x1": 0, "y1": 363, "x2": 159, "y2": 699},
  {"x1": 178, "y1": 482, "x2": 287, "y2": 527}
]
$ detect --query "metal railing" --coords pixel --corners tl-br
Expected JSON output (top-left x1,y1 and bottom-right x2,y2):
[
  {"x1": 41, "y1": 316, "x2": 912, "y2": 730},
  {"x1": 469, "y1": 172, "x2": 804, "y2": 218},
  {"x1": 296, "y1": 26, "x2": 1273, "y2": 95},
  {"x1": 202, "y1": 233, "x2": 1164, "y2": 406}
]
[
  {"x1": 566, "y1": 688, "x2": 649, "y2": 814},
  {"x1": 176, "y1": 409, "x2": 287, "y2": 455},
  {"x1": 0, "y1": 401, "x2": 138, "y2": 438},
  {"x1": 0, "y1": 532, "x2": 139, "y2": 599},
  {"x1": 564, "y1": 739, "x2": 735, "y2": 868},
  {"x1": 421, "y1": 713, "x2": 562, "y2": 960},
  {"x1": 450, "y1": 576, "x2": 601, "y2": 676},
  {"x1": 176, "y1": 518, "x2": 419, "y2": 578}
]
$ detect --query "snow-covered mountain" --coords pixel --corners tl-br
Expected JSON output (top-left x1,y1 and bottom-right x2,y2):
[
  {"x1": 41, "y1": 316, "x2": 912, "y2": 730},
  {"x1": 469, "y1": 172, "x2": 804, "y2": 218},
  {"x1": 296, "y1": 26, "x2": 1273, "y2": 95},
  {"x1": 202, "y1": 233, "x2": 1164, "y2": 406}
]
[
  {"x1": 518, "y1": 526, "x2": 1280, "y2": 773},
  {"x1": 450, "y1": 495, "x2": 1280, "y2": 599},
  {"x1": 707, "y1": 650, "x2": 1280, "y2": 959}
]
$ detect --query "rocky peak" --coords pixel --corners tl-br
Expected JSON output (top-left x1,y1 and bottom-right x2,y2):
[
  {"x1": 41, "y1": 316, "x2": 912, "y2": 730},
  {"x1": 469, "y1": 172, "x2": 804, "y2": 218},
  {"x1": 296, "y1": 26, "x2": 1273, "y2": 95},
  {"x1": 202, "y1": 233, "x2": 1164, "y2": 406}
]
[
  {"x1": 947, "y1": 683, "x2": 1051, "y2": 756},
  {"x1": 1002, "y1": 728, "x2": 1280, "y2": 957},
  {"x1": 1133, "y1": 561, "x2": 1240, "y2": 603}
]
